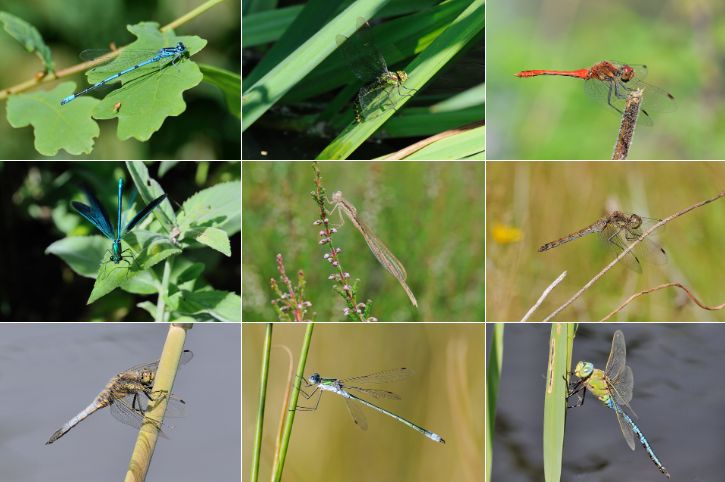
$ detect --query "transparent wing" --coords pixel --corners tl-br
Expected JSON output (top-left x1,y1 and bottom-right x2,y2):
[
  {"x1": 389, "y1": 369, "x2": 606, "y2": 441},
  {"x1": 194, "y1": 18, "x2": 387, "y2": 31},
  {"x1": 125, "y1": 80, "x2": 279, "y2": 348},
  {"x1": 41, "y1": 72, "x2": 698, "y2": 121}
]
[
  {"x1": 347, "y1": 387, "x2": 401, "y2": 400},
  {"x1": 108, "y1": 396, "x2": 148, "y2": 431},
  {"x1": 599, "y1": 225, "x2": 643, "y2": 273},
  {"x1": 620, "y1": 215, "x2": 668, "y2": 266},
  {"x1": 614, "y1": 405, "x2": 637, "y2": 451},
  {"x1": 79, "y1": 48, "x2": 168, "y2": 62},
  {"x1": 335, "y1": 18, "x2": 388, "y2": 83},
  {"x1": 130, "y1": 390, "x2": 187, "y2": 418},
  {"x1": 340, "y1": 368, "x2": 413, "y2": 384},
  {"x1": 344, "y1": 397, "x2": 368, "y2": 431},
  {"x1": 124, "y1": 349, "x2": 193, "y2": 374},
  {"x1": 604, "y1": 330, "x2": 627, "y2": 382}
]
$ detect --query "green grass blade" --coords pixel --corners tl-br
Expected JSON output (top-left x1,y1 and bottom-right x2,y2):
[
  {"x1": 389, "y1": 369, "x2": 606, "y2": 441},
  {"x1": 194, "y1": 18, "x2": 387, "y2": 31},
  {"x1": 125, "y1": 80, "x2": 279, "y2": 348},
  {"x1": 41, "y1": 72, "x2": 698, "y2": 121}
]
[
  {"x1": 243, "y1": 0, "x2": 389, "y2": 130},
  {"x1": 543, "y1": 323, "x2": 576, "y2": 482},
  {"x1": 272, "y1": 322, "x2": 314, "y2": 482},
  {"x1": 250, "y1": 323, "x2": 273, "y2": 482},
  {"x1": 485, "y1": 323, "x2": 504, "y2": 482},
  {"x1": 318, "y1": 0, "x2": 484, "y2": 159}
]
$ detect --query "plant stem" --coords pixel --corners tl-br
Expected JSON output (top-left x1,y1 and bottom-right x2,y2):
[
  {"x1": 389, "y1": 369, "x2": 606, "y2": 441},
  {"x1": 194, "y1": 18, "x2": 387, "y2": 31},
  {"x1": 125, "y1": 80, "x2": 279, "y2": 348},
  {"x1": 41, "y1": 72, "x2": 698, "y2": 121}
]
[
  {"x1": 124, "y1": 324, "x2": 191, "y2": 482},
  {"x1": 612, "y1": 89, "x2": 642, "y2": 160},
  {"x1": 250, "y1": 323, "x2": 273, "y2": 482},
  {"x1": 155, "y1": 257, "x2": 173, "y2": 322},
  {"x1": 272, "y1": 323, "x2": 314, "y2": 482}
]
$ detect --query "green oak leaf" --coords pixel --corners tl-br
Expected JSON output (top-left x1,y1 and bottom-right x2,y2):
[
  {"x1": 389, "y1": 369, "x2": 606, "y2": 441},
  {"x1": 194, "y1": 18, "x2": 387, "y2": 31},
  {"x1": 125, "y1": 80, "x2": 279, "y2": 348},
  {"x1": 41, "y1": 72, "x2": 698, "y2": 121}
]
[{"x1": 6, "y1": 82, "x2": 99, "y2": 155}]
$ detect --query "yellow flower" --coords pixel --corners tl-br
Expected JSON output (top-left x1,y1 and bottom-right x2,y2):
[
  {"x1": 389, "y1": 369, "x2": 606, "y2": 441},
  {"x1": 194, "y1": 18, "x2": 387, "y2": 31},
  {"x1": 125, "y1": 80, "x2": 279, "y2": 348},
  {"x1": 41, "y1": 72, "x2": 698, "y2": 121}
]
[{"x1": 492, "y1": 222, "x2": 522, "y2": 244}]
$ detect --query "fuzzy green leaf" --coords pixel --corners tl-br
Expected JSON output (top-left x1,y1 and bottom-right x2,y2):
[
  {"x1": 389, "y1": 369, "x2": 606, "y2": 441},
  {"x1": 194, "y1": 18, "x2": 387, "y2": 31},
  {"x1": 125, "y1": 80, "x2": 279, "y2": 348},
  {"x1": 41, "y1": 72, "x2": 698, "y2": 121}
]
[{"x1": 0, "y1": 11, "x2": 54, "y2": 72}]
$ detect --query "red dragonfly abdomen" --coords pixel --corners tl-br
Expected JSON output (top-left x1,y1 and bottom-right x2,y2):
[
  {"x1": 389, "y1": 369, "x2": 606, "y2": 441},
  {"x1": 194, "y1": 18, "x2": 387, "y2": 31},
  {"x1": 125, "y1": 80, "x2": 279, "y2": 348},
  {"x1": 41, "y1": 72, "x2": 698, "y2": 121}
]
[{"x1": 515, "y1": 68, "x2": 590, "y2": 79}]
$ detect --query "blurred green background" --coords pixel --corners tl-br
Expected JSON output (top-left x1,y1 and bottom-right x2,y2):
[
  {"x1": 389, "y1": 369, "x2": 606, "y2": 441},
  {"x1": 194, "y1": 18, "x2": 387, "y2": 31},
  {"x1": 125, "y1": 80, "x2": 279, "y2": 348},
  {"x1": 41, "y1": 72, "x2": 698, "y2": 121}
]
[
  {"x1": 0, "y1": 0, "x2": 240, "y2": 159},
  {"x1": 487, "y1": 0, "x2": 720, "y2": 159},
  {"x1": 242, "y1": 161, "x2": 484, "y2": 322},
  {"x1": 486, "y1": 162, "x2": 725, "y2": 321},
  {"x1": 242, "y1": 323, "x2": 483, "y2": 482}
]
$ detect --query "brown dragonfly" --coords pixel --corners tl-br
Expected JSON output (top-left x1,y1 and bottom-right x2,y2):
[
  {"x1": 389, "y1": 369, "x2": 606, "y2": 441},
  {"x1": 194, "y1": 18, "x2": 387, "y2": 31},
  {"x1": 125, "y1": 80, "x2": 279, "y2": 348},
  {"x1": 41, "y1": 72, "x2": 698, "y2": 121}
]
[{"x1": 538, "y1": 211, "x2": 667, "y2": 272}]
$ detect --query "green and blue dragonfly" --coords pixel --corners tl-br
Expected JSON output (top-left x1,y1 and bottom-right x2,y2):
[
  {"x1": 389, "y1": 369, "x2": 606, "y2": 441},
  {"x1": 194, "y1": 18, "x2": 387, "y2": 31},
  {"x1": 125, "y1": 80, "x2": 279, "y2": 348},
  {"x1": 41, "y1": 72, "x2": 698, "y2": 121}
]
[
  {"x1": 72, "y1": 178, "x2": 166, "y2": 273},
  {"x1": 567, "y1": 330, "x2": 670, "y2": 478}
]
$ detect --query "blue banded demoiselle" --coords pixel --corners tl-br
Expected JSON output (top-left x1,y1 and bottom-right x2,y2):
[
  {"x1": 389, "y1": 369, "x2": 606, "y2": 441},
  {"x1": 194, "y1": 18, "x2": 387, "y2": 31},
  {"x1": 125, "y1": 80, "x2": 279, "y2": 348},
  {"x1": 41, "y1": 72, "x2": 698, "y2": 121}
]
[{"x1": 72, "y1": 178, "x2": 166, "y2": 270}]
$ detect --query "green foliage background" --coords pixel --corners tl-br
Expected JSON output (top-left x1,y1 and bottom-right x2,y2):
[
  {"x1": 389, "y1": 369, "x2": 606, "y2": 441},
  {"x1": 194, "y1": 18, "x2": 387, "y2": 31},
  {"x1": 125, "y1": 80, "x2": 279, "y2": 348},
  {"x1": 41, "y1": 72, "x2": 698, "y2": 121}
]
[
  {"x1": 242, "y1": 161, "x2": 484, "y2": 322},
  {"x1": 487, "y1": 0, "x2": 717, "y2": 159}
]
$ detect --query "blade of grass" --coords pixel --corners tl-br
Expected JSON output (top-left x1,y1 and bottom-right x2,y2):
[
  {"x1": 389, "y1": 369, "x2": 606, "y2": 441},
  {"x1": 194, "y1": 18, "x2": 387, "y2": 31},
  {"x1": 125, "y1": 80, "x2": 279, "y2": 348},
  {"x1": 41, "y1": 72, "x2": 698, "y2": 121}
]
[
  {"x1": 272, "y1": 322, "x2": 315, "y2": 482},
  {"x1": 250, "y1": 323, "x2": 273, "y2": 482},
  {"x1": 243, "y1": 0, "x2": 389, "y2": 130},
  {"x1": 485, "y1": 323, "x2": 503, "y2": 482},
  {"x1": 318, "y1": 0, "x2": 484, "y2": 159},
  {"x1": 543, "y1": 323, "x2": 576, "y2": 482}
]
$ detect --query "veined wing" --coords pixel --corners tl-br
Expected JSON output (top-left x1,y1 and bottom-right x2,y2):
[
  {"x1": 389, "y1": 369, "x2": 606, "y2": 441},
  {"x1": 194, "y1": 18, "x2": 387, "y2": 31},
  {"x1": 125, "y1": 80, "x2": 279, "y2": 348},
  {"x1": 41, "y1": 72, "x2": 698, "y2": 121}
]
[
  {"x1": 124, "y1": 388, "x2": 187, "y2": 418},
  {"x1": 604, "y1": 331, "x2": 627, "y2": 383},
  {"x1": 612, "y1": 402, "x2": 637, "y2": 451},
  {"x1": 341, "y1": 367, "x2": 413, "y2": 384},
  {"x1": 109, "y1": 394, "x2": 174, "y2": 439},
  {"x1": 335, "y1": 18, "x2": 389, "y2": 83},
  {"x1": 72, "y1": 185, "x2": 116, "y2": 240},
  {"x1": 347, "y1": 212, "x2": 417, "y2": 307},
  {"x1": 124, "y1": 349, "x2": 194, "y2": 374},
  {"x1": 348, "y1": 387, "x2": 401, "y2": 400},
  {"x1": 122, "y1": 193, "x2": 167, "y2": 235},
  {"x1": 605, "y1": 331, "x2": 636, "y2": 415},
  {"x1": 600, "y1": 224, "x2": 643, "y2": 272},
  {"x1": 343, "y1": 396, "x2": 368, "y2": 431}
]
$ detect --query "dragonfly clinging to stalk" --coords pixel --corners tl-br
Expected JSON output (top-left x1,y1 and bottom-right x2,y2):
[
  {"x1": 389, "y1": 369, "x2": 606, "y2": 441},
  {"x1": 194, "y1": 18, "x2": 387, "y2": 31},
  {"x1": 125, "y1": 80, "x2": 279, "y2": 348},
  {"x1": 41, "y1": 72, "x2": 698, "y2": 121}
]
[{"x1": 46, "y1": 350, "x2": 192, "y2": 444}]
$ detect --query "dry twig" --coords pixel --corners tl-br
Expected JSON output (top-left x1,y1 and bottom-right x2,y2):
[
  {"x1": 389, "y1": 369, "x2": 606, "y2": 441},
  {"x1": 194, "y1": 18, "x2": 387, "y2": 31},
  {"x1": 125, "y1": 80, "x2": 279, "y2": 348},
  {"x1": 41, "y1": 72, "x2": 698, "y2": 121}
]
[{"x1": 600, "y1": 282, "x2": 725, "y2": 321}]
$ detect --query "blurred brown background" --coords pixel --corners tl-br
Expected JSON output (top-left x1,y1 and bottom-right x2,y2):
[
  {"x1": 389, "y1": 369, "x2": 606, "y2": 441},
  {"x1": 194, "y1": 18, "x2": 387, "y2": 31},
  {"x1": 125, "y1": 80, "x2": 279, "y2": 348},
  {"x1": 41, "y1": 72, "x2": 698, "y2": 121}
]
[{"x1": 486, "y1": 161, "x2": 725, "y2": 321}]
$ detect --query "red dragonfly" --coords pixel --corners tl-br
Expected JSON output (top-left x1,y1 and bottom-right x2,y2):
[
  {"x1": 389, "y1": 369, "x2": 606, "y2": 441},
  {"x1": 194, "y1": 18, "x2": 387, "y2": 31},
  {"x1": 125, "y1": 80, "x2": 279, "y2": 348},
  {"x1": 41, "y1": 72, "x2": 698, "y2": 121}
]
[{"x1": 515, "y1": 61, "x2": 675, "y2": 124}]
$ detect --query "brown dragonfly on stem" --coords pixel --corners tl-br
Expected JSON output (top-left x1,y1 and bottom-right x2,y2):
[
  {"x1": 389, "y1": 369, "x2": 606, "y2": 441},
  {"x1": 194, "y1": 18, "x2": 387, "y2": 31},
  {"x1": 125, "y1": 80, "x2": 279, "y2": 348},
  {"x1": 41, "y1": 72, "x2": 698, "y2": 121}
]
[{"x1": 538, "y1": 211, "x2": 667, "y2": 272}]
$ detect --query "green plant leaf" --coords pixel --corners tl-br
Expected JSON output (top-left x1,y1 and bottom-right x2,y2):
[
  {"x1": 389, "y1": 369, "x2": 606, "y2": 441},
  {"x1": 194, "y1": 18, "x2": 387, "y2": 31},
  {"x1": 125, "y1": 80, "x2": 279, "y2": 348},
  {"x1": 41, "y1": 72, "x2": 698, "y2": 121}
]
[
  {"x1": 125, "y1": 160, "x2": 176, "y2": 226},
  {"x1": 86, "y1": 231, "x2": 181, "y2": 304},
  {"x1": 0, "y1": 11, "x2": 54, "y2": 73},
  {"x1": 195, "y1": 226, "x2": 231, "y2": 256},
  {"x1": 45, "y1": 236, "x2": 108, "y2": 277},
  {"x1": 174, "y1": 289, "x2": 241, "y2": 322},
  {"x1": 486, "y1": 323, "x2": 503, "y2": 482},
  {"x1": 6, "y1": 82, "x2": 100, "y2": 155},
  {"x1": 402, "y1": 124, "x2": 484, "y2": 159},
  {"x1": 543, "y1": 324, "x2": 576, "y2": 482},
  {"x1": 199, "y1": 63, "x2": 241, "y2": 118},
  {"x1": 176, "y1": 262, "x2": 206, "y2": 284},
  {"x1": 178, "y1": 181, "x2": 241, "y2": 235}
]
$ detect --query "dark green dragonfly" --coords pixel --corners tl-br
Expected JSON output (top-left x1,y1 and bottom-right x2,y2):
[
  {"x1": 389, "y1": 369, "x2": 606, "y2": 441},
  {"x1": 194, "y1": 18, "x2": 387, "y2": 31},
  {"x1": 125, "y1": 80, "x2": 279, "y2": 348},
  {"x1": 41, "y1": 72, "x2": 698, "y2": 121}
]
[{"x1": 335, "y1": 19, "x2": 415, "y2": 122}]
